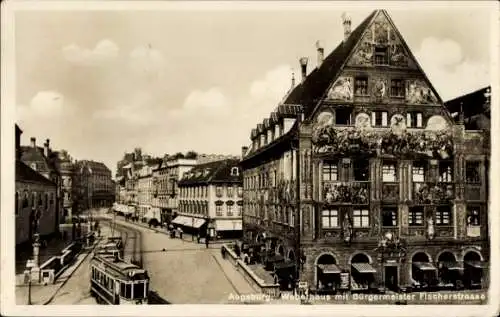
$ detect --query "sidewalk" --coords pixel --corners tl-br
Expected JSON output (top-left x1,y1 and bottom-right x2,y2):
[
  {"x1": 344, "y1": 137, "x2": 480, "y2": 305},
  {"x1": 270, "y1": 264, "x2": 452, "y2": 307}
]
[
  {"x1": 15, "y1": 235, "x2": 102, "y2": 305},
  {"x1": 106, "y1": 214, "x2": 236, "y2": 247},
  {"x1": 211, "y1": 250, "x2": 258, "y2": 296}
]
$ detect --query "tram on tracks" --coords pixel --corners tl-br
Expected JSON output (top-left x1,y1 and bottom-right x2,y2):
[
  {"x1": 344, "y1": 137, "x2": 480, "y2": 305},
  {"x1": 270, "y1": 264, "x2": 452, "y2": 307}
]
[{"x1": 90, "y1": 241, "x2": 149, "y2": 305}]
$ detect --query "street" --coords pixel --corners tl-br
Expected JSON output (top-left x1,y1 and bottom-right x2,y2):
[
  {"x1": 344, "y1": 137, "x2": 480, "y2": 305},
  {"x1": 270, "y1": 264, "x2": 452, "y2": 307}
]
[{"x1": 105, "y1": 216, "x2": 256, "y2": 304}]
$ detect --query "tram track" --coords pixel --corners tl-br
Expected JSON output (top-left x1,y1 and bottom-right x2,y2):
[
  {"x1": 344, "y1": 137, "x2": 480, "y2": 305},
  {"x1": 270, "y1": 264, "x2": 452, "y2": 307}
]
[{"x1": 99, "y1": 217, "x2": 168, "y2": 304}]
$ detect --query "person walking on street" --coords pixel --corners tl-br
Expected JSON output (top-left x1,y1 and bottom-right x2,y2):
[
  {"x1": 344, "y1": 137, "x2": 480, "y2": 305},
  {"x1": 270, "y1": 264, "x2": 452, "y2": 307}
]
[
  {"x1": 178, "y1": 227, "x2": 183, "y2": 240},
  {"x1": 197, "y1": 234, "x2": 201, "y2": 244},
  {"x1": 205, "y1": 235, "x2": 209, "y2": 248}
]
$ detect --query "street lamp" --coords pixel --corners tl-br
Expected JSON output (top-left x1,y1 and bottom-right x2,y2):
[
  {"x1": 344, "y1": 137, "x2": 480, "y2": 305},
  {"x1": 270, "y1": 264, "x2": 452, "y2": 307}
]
[{"x1": 26, "y1": 232, "x2": 41, "y2": 305}]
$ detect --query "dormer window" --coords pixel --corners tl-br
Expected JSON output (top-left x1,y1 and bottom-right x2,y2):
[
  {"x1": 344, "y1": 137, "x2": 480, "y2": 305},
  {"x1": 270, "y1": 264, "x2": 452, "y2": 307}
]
[{"x1": 231, "y1": 167, "x2": 239, "y2": 176}]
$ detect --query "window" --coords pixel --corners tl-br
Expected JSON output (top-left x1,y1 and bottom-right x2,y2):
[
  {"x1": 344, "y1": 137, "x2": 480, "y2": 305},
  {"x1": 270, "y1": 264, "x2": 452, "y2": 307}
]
[
  {"x1": 409, "y1": 207, "x2": 424, "y2": 226},
  {"x1": 466, "y1": 206, "x2": 480, "y2": 226},
  {"x1": 353, "y1": 209, "x2": 370, "y2": 228},
  {"x1": 355, "y1": 77, "x2": 369, "y2": 95},
  {"x1": 45, "y1": 193, "x2": 49, "y2": 209},
  {"x1": 390, "y1": 79, "x2": 405, "y2": 97},
  {"x1": 237, "y1": 204, "x2": 242, "y2": 216},
  {"x1": 382, "y1": 207, "x2": 398, "y2": 227},
  {"x1": 216, "y1": 186, "x2": 223, "y2": 197},
  {"x1": 231, "y1": 167, "x2": 239, "y2": 176},
  {"x1": 354, "y1": 159, "x2": 369, "y2": 181},
  {"x1": 125, "y1": 283, "x2": 132, "y2": 299},
  {"x1": 436, "y1": 206, "x2": 451, "y2": 225},
  {"x1": 227, "y1": 186, "x2": 234, "y2": 197},
  {"x1": 439, "y1": 162, "x2": 453, "y2": 183},
  {"x1": 407, "y1": 112, "x2": 423, "y2": 128},
  {"x1": 371, "y1": 111, "x2": 388, "y2": 127},
  {"x1": 237, "y1": 187, "x2": 243, "y2": 197},
  {"x1": 466, "y1": 161, "x2": 481, "y2": 183},
  {"x1": 382, "y1": 163, "x2": 397, "y2": 182},
  {"x1": 322, "y1": 161, "x2": 338, "y2": 181},
  {"x1": 133, "y1": 282, "x2": 145, "y2": 299},
  {"x1": 216, "y1": 204, "x2": 223, "y2": 216},
  {"x1": 321, "y1": 209, "x2": 339, "y2": 228},
  {"x1": 412, "y1": 161, "x2": 426, "y2": 182},
  {"x1": 335, "y1": 108, "x2": 352, "y2": 125},
  {"x1": 273, "y1": 171, "x2": 277, "y2": 187},
  {"x1": 227, "y1": 204, "x2": 233, "y2": 216},
  {"x1": 374, "y1": 46, "x2": 389, "y2": 65},
  {"x1": 32, "y1": 193, "x2": 36, "y2": 208}
]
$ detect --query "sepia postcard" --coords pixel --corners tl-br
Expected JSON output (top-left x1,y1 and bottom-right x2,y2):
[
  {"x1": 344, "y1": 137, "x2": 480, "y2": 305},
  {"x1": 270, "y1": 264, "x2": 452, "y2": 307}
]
[{"x1": 1, "y1": 1, "x2": 499, "y2": 316}]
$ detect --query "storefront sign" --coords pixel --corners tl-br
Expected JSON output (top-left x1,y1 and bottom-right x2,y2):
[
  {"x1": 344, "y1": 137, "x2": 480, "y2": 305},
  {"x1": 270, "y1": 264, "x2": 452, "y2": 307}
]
[{"x1": 340, "y1": 273, "x2": 350, "y2": 290}]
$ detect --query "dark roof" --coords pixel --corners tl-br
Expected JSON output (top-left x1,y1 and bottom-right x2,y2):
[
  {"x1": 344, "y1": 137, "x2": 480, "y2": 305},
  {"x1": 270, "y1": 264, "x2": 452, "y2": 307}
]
[
  {"x1": 283, "y1": 10, "x2": 378, "y2": 119},
  {"x1": 178, "y1": 159, "x2": 242, "y2": 186},
  {"x1": 16, "y1": 160, "x2": 56, "y2": 186},
  {"x1": 20, "y1": 146, "x2": 51, "y2": 174},
  {"x1": 444, "y1": 86, "x2": 491, "y2": 121}
]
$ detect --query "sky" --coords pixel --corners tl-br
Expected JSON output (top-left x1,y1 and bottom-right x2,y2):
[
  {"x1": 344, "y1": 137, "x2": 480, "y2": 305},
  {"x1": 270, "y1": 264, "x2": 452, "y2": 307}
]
[{"x1": 13, "y1": 3, "x2": 493, "y2": 175}]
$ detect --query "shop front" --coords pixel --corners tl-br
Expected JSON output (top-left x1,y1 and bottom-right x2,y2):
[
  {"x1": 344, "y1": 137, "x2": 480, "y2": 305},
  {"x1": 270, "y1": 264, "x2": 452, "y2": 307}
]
[
  {"x1": 171, "y1": 215, "x2": 207, "y2": 236},
  {"x1": 350, "y1": 254, "x2": 377, "y2": 293},
  {"x1": 411, "y1": 252, "x2": 438, "y2": 291},
  {"x1": 463, "y1": 251, "x2": 486, "y2": 289},
  {"x1": 437, "y1": 252, "x2": 463, "y2": 290},
  {"x1": 315, "y1": 253, "x2": 342, "y2": 294},
  {"x1": 214, "y1": 219, "x2": 242, "y2": 239}
]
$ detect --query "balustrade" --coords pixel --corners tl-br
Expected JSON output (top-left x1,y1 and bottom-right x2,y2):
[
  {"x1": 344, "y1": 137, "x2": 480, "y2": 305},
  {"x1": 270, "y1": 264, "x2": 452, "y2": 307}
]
[
  {"x1": 323, "y1": 181, "x2": 370, "y2": 204},
  {"x1": 413, "y1": 182, "x2": 454, "y2": 204}
]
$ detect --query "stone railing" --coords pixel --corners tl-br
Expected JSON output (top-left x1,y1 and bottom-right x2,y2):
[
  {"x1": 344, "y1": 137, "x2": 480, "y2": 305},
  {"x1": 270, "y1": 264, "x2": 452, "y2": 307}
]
[
  {"x1": 323, "y1": 181, "x2": 370, "y2": 204},
  {"x1": 413, "y1": 182, "x2": 454, "y2": 204},
  {"x1": 221, "y1": 244, "x2": 280, "y2": 299}
]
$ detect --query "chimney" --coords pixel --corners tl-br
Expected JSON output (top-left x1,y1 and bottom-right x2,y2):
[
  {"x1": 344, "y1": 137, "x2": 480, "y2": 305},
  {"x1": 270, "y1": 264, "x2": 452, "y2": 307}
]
[
  {"x1": 44, "y1": 139, "x2": 50, "y2": 157},
  {"x1": 316, "y1": 40, "x2": 324, "y2": 67},
  {"x1": 30, "y1": 137, "x2": 36, "y2": 148},
  {"x1": 291, "y1": 72, "x2": 295, "y2": 89},
  {"x1": 342, "y1": 12, "x2": 352, "y2": 42},
  {"x1": 299, "y1": 57, "x2": 308, "y2": 83},
  {"x1": 241, "y1": 146, "x2": 248, "y2": 159}
]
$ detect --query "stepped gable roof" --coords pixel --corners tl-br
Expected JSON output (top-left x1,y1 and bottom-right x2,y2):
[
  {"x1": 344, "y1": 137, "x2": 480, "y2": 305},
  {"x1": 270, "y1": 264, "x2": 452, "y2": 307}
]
[
  {"x1": 283, "y1": 10, "x2": 378, "y2": 119},
  {"x1": 178, "y1": 159, "x2": 241, "y2": 186},
  {"x1": 16, "y1": 160, "x2": 56, "y2": 186}
]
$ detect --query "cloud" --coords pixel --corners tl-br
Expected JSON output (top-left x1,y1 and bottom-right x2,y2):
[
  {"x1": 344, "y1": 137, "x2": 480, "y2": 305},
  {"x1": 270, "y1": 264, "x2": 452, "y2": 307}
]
[
  {"x1": 414, "y1": 37, "x2": 490, "y2": 100},
  {"x1": 62, "y1": 39, "x2": 119, "y2": 66},
  {"x1": 128, "y1": 45, "x2": 167, "y2": 81},
  {"x1": 18, "y1": 91, "x2": 66, "y2": 119},
  {"x1": 183, "y1": 87, "x2": 229, "y2": 113}
]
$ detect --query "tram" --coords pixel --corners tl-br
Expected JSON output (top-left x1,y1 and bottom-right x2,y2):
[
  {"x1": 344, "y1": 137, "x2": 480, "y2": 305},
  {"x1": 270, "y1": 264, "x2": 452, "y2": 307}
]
[{"x1": 90, "y1": 252, "x2": 149, "y2": 305}]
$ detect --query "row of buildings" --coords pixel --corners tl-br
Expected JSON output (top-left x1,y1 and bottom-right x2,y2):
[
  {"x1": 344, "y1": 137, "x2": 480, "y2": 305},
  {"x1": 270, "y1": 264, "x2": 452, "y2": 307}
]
[
  {"x1": 114, "y1": 150, "x2": 243, "y2": 238},
  {"x1": 15, "y1": 124, "x2": 115, "y2": 246},
  {"x1": 239, "y1": 9, "x2": 491, "y2": 293}
]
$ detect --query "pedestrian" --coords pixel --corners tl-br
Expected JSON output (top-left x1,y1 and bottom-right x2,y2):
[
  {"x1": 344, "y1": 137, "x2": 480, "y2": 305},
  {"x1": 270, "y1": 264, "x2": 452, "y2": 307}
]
[
  {"x1": 197, "y1": 234, "x2": 201, "y2": 244},
  {"x1": 205, "y1": 235, "x2": 209, "y2": 248},
  {"x1": 178, "y1": 227, "x2": 183, "y2": 240}
]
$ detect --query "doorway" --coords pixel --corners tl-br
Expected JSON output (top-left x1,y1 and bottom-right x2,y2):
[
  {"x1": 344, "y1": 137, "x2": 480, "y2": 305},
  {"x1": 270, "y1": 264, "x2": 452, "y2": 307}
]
[{"x1": 384, "y1": 266, "x2": 398, "y2": 291}]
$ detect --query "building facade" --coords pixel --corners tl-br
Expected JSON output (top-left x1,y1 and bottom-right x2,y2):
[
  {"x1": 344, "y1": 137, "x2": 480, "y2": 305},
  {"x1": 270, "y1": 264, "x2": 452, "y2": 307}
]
[
  {"x1": 74, "y1": 160, "x2": 114, "y2": 211},
  {"x1": 241, "y1": 10, "x2": 489, "y2": 293},
  {"x1": 15, "y1": 125, "x2": 58, "y2": 246},
  {"x1": 20, "y1": 136, "x2": 62, "y2": 228},
  {"x1": 176, "y1": 159, "x2": 243, "y2": 239}
]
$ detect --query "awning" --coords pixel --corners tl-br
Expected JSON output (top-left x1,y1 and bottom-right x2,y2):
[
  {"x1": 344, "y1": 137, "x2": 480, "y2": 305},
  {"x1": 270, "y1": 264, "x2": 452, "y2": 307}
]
[
  {"x1": 275, "y1": 261, "x2": 295, "y2": 271},
  {"x1": 318, "y1": 264, "x2": 341, "y2": 274},
  {"x1": 215, "y1": 219, "x2": 242, "y2": 231},
  {"x1": 192, "y1": 218, "x2": 206, "y2": 229},
  {"x1": 351, "y1": 263, "x2": 376, "y2": 274},
  {"x1": 267, "y1": 255, "x2": 284, "y2": 263},
  {"x1": 465, "y1": 261, "x2": 486, "y2": 269},
  {"x1": 171, "y1": 216, "x2": 191, "y2": 226},
  {"x1": 440, "y1": 261, "x2": 463, "y2": 270},
  {"x1": 413, "y1": 262, "x2": 437, "y2": 271}
]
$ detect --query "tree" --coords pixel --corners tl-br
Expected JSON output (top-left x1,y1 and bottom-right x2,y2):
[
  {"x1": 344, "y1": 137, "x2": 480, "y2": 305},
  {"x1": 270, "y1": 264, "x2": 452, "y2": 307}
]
[
  {"x1": 173, "y1": 152, "x2": 185, "y2": 159},
  {"x1": 185, "y1": 151, "x2": 198, "y2": 159}
]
